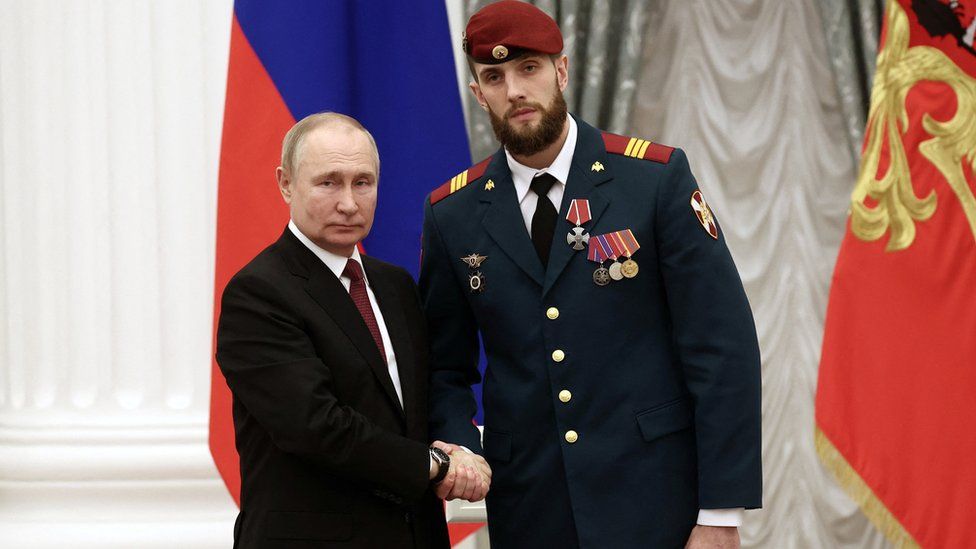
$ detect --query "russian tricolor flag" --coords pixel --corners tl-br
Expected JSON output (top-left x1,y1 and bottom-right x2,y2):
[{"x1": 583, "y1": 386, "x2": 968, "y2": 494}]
[{"x1": 208, "y1": 1, "x2": 480, "y2": 544}]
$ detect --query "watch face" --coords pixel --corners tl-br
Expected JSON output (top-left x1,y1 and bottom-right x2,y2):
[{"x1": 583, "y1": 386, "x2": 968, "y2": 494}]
[
  {"x1": 430, "y1": 446, "x2": 450, "y2": 465},
  {"x1": 430, "y1": 447, "x2": 451, "y2": 483}
]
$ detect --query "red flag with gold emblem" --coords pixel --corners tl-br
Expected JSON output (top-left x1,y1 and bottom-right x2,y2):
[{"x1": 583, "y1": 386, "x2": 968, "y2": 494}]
[{"x1": 815, "y1": 1, "x2": 976, "y2": 547}]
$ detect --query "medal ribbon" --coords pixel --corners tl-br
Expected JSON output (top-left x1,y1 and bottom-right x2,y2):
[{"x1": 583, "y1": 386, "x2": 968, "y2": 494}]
[
  {"x1": 566, "y1": 199, "x2": 592, "y2": 227},
  {"x1": 587, "y1": 236, "x2": 608, "y2": 263},
  {"x1": 619, "y1": 229, "x2": 640, "y2": 257},
  {"x1": 606, "y1": 232, "x2": 626, "y2": 259},
  {"x1": 596, "y1": 234, "x2": 617, "y2": 261}
]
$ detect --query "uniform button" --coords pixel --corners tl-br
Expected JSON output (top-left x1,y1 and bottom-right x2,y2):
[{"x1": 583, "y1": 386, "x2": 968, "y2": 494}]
[
  {"x1": 558, "y1": 390, "x2": 572, "y2": 403},
  {"x1": 565, "y1": 430, "x2": 579, "y2": 443},
  {"x1": 546, "y1": 307, "x2": 560, "y2": 320},
  {"x1": 552, "y1": 349, "x2": 565, "y2": 362}
]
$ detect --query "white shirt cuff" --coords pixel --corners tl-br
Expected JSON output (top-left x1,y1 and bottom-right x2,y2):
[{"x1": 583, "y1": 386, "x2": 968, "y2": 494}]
[{"x1": 696, "y1": 508, "x2": 744, "y2": 527}]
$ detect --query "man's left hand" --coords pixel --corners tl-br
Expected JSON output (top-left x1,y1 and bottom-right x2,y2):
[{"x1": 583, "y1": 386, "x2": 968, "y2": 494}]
[{"x1": 685, "y1": 525, "x2": 739, "y2": 549}]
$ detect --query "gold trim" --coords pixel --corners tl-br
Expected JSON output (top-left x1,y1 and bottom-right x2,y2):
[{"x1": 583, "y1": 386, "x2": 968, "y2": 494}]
[
  {"x1": 630, "y1": 139, "x2": 646, "y2": 158},
  {"x1": 815, "y1": 427, "x2": 921, "y2": 548},
  {"x1": 851, "y1": 0, "x2": 976, "y2": 250},
  {"x1": 637, "y1": 140, "x2": 651, "y2": 159},
  {"x1": 459, "y1": 169, "x2": 468, "y2": 189},
  {"x1": 624, "y1": 137, "x2": 638, "y2": 157}
]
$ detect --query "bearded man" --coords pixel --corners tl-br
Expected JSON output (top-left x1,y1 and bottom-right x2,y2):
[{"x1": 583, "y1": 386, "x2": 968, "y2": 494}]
[{"x1": 418, "y1": 2, "x2": 762, "y2": 548}]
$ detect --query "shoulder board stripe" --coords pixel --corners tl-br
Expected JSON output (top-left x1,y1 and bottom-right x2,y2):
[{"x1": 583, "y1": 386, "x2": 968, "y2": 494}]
[
  {"x1": 602, "y1": 132, "x2": 674, "y2": 164},
  {"x1": 430, "y1": 156, "x2": 493, "y2": 205}
]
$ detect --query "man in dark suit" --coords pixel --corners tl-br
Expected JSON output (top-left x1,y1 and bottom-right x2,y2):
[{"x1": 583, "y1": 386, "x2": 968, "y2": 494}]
[
  {"x1": 419, "y1": 2, "x2": 761, "y2": 548},
  {"x1": 216, "y1": 112, "x2": 489, "y2": 548}
]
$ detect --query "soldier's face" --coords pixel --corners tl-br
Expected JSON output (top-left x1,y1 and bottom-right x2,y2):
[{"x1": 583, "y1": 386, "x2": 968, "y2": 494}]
[
  {"x1": 471, "y1": 54, "x2": 570, "y2": 155},
  {"x1": 276, "y1": 126, "x2": 378, "y2": 256}
]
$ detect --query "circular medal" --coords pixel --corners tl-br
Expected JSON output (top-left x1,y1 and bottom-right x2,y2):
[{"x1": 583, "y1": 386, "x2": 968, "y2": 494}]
[
  {"x1": 621, "y1": 259, "x2": 639, "y2": 278},
  {"x1": 592, "y1": 266, "x2": 611, "y2": 286},
  {"x1": 468, "y1": 271, "x2": 485, "y2": 293},
  {"x1": 608, "y1": 261, "x2": 624, "y2": 281}
]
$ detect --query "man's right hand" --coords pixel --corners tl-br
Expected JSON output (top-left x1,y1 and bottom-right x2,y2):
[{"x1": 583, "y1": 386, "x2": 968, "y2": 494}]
[{"x1": 431, "y1": 440, "x2": 491, "y2": 502}]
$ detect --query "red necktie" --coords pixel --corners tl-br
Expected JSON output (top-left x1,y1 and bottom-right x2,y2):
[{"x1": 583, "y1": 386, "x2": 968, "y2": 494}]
[{"x1": 342, "y1": 259, "x2": 387, "y2": 362}]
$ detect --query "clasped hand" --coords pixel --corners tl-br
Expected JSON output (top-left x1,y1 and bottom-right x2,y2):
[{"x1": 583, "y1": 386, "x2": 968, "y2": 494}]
[{"x1": 431, "y1": 440, "x2": 492, "y2": 502}]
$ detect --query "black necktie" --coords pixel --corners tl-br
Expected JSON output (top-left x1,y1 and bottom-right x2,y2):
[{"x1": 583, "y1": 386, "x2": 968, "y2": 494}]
[{"x1": 530, "y1": 173, "x2": 558, "y2": 267}]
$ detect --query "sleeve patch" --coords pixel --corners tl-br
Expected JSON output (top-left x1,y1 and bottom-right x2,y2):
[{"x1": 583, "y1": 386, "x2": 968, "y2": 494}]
[{"x1": 690, "y1": 190, "x2": 719, "y2": 239}]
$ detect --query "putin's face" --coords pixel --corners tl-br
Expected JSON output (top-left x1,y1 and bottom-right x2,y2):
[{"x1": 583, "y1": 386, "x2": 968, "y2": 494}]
[
  {"x1": 276, "y1": 125, "x2": 378, "y2": 257},
  {"x1": 470, "y1": 54, "x2": 569, "y2": 156}
]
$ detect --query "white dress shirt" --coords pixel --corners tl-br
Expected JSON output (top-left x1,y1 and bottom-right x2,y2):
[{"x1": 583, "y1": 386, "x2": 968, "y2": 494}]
[
  {"x1": 503, "y1": 118, "x2": 744, "y2": 528},
  {"x1": 288, "y1": 221, "x2": 403, "y2": 406}
]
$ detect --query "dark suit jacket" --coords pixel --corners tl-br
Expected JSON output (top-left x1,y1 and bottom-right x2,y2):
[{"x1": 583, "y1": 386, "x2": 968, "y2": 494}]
[
  {"x1": 216, "y1": 227, "x2": 449, "y2": 549},
  {"x1": 420, "y1": 116, "x2": 761, "y2": 548}
]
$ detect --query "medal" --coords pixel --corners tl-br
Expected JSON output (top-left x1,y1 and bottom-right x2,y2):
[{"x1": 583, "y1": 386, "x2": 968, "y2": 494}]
[
  {"x1": 468, "y1": 271, "x2": 485, "y2": 292},
  {"x1": 587, "y1": 235, "x2": 611, "y2": 287},
  {"x1": 460, "y1": 254, "x2": 488, "y2": 293},
  {"x1": 567, "y1": 227, "x2": 589, "y2": 250},
  {"x1": 621, "y1": 259, "x2": 639, "y2": 278},
  {"x1": 616, "y1": 230, "x2": 641, "y2": 279},
  {"x1": 565, "y1": 199, "x2": 592, "y2": 250},
  {"x1": 593, "y1": 266, "x2": 611, "y2": 286},
  {"x1": 603, "y1": 232, "x2": 626, "y2": 281}
]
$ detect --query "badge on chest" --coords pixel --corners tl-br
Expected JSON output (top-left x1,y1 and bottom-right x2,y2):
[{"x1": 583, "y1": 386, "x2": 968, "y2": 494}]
[{"x1": 460, "y1": 253, "x2": 487, "y2": 293}]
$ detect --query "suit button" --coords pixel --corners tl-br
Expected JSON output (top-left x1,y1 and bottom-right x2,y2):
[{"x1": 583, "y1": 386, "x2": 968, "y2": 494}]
[
  {"x1": 558, "y1": 390, "x2": 572, "y2": 403},
  {"x1": 552, "y1": 349, "x2": 565, "y2": 362},
  {"x1": 565, "y1": 430, "x2": 579, "y2": 443},
  {"x1": 546, "y1": 307, "x2": 560, "y2": 320}
]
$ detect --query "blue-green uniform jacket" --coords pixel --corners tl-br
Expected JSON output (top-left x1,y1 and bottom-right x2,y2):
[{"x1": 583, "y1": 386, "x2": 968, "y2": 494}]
[{"x1": 419, "y1": 115, "x2": 761, "y2": 548}]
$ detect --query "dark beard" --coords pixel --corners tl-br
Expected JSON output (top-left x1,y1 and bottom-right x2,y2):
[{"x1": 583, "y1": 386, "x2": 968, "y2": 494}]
[{"x1": 488, "y1": 90, "x2": 568, "y2": 156}]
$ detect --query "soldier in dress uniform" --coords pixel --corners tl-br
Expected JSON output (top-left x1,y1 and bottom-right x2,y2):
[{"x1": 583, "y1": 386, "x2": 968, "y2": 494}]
[{"x1": 418, "y1": 2, "x2": 762, "y2": 548}]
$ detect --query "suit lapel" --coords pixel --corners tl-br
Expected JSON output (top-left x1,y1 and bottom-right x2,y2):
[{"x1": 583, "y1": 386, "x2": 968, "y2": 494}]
[
  {"x1": 480, "y1": 152, "x2": 546, "y2": 287},
  {"x1": 362, "y1": 257, "x2": 413, "y2": 423},
  {"x1": 542, "y1": 117, "x2": 613, "y2": 298},
  {"x1": 277, "y1": 229, "x2": 405, "y2": 420}
]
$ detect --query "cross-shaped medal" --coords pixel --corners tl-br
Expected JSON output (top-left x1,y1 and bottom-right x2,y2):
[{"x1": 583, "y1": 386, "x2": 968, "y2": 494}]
[{"x1": 567, "y1": 227, "x2": 590, "y2": 250}]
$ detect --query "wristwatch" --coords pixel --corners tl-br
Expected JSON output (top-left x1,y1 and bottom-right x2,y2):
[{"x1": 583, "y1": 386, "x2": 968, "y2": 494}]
[{"x1": 429, "y1": 446, "x2": 450, "y2": 484}]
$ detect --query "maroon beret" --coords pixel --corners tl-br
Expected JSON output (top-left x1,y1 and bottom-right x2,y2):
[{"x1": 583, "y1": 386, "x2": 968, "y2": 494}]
[{"x1": 463, "y1": 1, "x2": 564, "y2": 64}]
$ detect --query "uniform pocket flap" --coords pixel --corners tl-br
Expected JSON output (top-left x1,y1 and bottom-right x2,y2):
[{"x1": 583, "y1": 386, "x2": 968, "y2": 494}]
[
  {"x1": 635, "y1": 396, "x2": 694, "y2": 442},
  {"x1": 482, "y1": 428, "x2": 512, "y2": 462},
  {"x1": 266, "y1": 511, "x2": 353, "y2": 541}
]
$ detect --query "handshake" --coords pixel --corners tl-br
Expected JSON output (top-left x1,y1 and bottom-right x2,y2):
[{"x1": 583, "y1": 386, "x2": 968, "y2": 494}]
[{"x1": 429, "y1": 440, "x2": 492, "y2": 502}]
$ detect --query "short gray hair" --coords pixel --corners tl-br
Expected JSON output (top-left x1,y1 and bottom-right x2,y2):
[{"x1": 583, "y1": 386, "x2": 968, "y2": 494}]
[{"x1": 280, "y1": 112, "x2": 380, "y2": 176}]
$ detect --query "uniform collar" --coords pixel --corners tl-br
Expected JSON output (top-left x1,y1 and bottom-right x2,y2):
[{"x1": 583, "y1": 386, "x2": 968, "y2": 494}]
[
  {"x1": 288, "y1": 220, "x2": 369, "y2": 285},
  {"x1": 505, "y1": 114, "x2": 577, "y2": 204}
]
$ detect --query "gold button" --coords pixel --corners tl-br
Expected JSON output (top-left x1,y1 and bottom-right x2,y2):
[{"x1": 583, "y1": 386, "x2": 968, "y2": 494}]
[
  {"x1": 565, "y1": 430, "x2": 578, "y2": 443},
  {"x1": 546, "y1": 307, "x2": 560, "y2": 320},
  {"x1": 551, "y1": 349, "x2": 565, "y2": 362},
  {"x1": 558, "y1": 390, "x2": 572, "y2": 403},
  {"x1": 492, "y1": 45, "x2": 509, "y2": 60}
]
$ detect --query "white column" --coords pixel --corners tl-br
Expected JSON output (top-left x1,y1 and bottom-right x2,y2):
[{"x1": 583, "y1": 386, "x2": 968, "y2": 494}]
[{"x1": 0, "y1": 1, "x2": 237, "y2": 547}]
